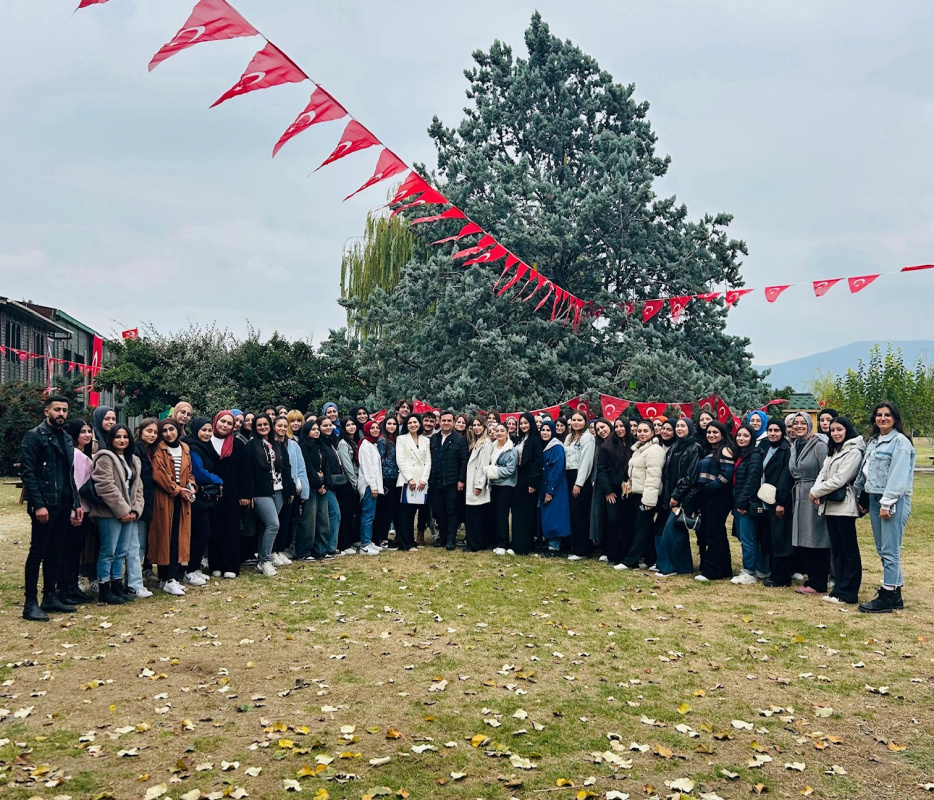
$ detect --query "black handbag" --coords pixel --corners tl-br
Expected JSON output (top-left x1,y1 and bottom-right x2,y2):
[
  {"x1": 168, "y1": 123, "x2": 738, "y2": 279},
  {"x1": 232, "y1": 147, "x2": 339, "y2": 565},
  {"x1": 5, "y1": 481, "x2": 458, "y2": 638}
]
[
  {"x1": 674, "y1": 507, "x2": 701, "y2": 532},
  {"x1": 198, "y1": 484, "x2": 223, "y2": 502},
  {"x1": 824, "y1": 486, "x2": 847, "y2": 504}
]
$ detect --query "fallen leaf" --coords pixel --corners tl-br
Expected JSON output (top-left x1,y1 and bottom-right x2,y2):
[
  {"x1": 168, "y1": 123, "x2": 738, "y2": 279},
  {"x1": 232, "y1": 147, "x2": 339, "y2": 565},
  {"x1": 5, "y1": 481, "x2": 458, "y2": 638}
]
[
  {"x1": 556, "y1": 778, "x2": 575, "y2": 787},
  {"x1": 283, "y1": 779, "x2": 302, "y2": 792},
  {"x1": 143, "y1": 784, "x2": 169, "y2": 800},
  {"x1": 244, "y1": 767, "x2": 262, "y2": 777},
  {"x1": 677, "y1": 703, "x2": 692, "y2": 714},
  {"x1": 785, "y1": 762, "x2": 806, "y2": 771},
  {"x1": 668, "y1": 778, "x2": 695, "y2": 793}
]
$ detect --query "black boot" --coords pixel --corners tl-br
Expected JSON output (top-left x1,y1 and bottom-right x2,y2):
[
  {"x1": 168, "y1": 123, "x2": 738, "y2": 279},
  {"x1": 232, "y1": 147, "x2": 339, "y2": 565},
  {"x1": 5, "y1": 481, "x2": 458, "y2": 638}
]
[
  {"x1": 892, "y1": 586, "x2": 904, "y2": 610},
  {"x1": 113, "y1": 579, "x2": 134, "y2": 602},
  {"x1": 40, "y1": 591, "x2": 77, "y2": 614},
  {"x1": 61, "y1": 583, "x2": 93, "y2": 605},
  {"x1": 858, "y1": 587, "x2": 897, "y2": 614},
  {"x1": 98, "y1": 581, "x2": 126, "y2": 605},
  {"x1": 23, "y1": 601, "x2": 50, "y2": 622}
]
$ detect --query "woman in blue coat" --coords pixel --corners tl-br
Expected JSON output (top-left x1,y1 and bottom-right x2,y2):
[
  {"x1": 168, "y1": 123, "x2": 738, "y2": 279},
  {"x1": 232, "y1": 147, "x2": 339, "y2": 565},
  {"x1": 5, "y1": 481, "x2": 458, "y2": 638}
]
[{"x1": 540, "y1": 420, "x2": 571, "y2": 554}]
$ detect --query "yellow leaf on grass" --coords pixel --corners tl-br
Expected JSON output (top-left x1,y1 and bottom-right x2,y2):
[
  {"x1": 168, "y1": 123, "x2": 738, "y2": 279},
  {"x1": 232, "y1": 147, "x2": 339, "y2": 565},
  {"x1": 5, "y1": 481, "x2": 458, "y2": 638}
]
[
  {"x1": 556, "y1": 778, "x2": 575, "y2": 787},
  {"x1": 887, "y1": 741, "x2": 907, "y2": 752},
  {"x1": 576, "y1": 792, "x2": 597, "y2": 800},
  {"x1": 385, "y1": 728, "x2": 402, "y2": 740},
  {"x1": 470, "y1": 734, "x2": 488, "y2": 747},
  {"x1": 677, "y1": 703, "x2": 691, "y2": 714},
  {"x1": 278, "y1": 739, "x2": 295, "y2": 749},
  {"x1": 654, "y1": 744, "x2": 674, "y2": 759}
]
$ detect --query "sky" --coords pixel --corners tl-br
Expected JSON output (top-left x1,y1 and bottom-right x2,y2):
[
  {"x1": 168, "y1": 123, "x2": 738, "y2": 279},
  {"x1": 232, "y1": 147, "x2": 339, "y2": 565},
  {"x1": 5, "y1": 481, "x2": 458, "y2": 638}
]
[{"x1": 1, "y1": 0, "x2": 931, "y2": 366}]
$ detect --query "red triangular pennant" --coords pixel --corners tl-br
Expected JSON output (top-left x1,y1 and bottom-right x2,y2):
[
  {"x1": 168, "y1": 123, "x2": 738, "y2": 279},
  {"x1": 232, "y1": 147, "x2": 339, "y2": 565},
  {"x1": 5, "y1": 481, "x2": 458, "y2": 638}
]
[
  {"x1": 390, "y1": 186, "x2": 450, "y2": 216},
  {"x1": 344, "y1": 149, "x2": 407, "y2": 200},
  {"x1": 623, "y1": 301, "x2": 635, "y2": 316},
  {"x1": 636, "y1": 402, "x2": 666, "y2": 419},
  {"x1": 669, "y1": 295, "x2": 692, "y2": 323},
  {"x1": 149, "y1": 0, "x2": 258, "y2": 71},
  {"x1": 522, "y1": 272, "x2": 548, "y2": 301},
  {"x1": 725, "y1": 288, "x2": 753, "y2": 306},
  {"x1": 493, "y1": 255, "x2": 520, "y2": 292},
  {"x1": 533, "y1": 281, "x2": 553, "y2": 311},
  {"x1": 500, "y1": 264, "x2": 530, "y2": 297},
  {"x1": 211, "y1": 42, "x2": 306, "y2": 107},
  {"x1": 387, "y1": 173, "x2": 428, "y2": 206},
  {"x1": 901, "y1": 263, "x2": 934, "y2": 272},
  {"x1": 600, "y1": 394, "x2": 630, "y2": 421},
  {"x1": 695, "y1": 292, "x2": 722, "y2": 302},
  {"x1": 764, "y1": 285, "x2": 791, "y2": 303},
  {"x1": 77, "y1": 0, "x2": 109, "y2": 7},
  {"x1": 463, "y1": 244, "x2": 507, "y2": 266},
  {"x1": 273, "y1": 86, "x2": 347, "y2": 156},
  {"x1": 812, "y1": 278, "x2": 841, "y2": 297},
  {"x1": 431, "y1": 221, "x2": 482, "y2": 245},
  {"x1": 409, "y1": 207, "x2": 467, "y2": 225},
  {"x1": 642, "y1": 299, "x2": 664, "y2": 322},
  {"x1": 566, "y1": 396, "x2": 590, "y2": 419},
  {"x1": 316, "y1": 120, "x2": 380, "y2": 170},
  {"x1": 678, "y1": 403, "x2": 694, "y2": 418},
  {"x1": 847, "y1": 274, "x2": 880, "y2": 293},
  {"x1": 453, "y1": 234, "x2": 495, "y2": 260}
]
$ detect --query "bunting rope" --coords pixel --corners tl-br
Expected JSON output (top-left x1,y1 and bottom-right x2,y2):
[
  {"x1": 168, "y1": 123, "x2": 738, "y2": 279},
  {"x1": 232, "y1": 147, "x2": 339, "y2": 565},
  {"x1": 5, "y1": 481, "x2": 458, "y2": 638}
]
[{"x1": 76, "y1": 0, "x2": 931, "y2": 329}]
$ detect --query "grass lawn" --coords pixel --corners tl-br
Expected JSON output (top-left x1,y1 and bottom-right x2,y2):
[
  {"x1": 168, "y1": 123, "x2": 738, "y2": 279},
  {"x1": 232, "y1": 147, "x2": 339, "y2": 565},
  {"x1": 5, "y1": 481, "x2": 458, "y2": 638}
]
[{"x1": 1, "y1": 477, "x2": 933, "y2": 800}]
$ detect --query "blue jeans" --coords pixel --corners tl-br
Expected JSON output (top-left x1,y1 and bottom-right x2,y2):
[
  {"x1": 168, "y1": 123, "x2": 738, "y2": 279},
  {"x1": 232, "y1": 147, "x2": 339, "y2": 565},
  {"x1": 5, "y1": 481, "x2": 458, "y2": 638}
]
[
  {"x1": 869, "y1": 494, "x2": 910, "y2": 587},
  {"x1": 359, "y1": 491, "x2": 377, "y2": 547},
  {"x1": 322, "y1": 490, "x2": 340, "y2": 555},
  {"x1": 97, "y1": 516, "x2": 135, "y2": 583},
  {"x1": 254, "y1": 492, "x2": 283, "y2": 564},
  {"x1": 296, "y1": 491, "x2": 331, "y2": 558},
  {"x1": 734, "y1": 507, "x2": 768, "y2": 574},
  {"x1": 656, "y1": 512, "x2": 694, "y2": 574},
  {"x1": 127, "y1": 520, "x2": 148, "y2": 590}
]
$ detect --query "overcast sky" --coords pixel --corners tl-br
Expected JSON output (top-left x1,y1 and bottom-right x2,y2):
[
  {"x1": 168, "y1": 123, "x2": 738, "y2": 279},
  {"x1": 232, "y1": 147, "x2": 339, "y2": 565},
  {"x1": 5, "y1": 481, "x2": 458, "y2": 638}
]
[{"x1": 1, "y1": 0, "x2": 931, "y2": 366}]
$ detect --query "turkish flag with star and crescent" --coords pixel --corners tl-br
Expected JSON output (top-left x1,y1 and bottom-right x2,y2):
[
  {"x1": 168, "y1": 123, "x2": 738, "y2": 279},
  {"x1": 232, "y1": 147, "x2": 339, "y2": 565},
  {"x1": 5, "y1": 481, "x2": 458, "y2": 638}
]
[
  {"x1": 642, "y1": 299, "x2": 664, "y2": 323},
  {"x1": 344, "y1": 149, "x2": 407, "y2": 201},
  {"x1": 566, "y1": 396, "x2": 590, "y2": 419},
  {"x1": 316, "y1": 120, "x2": 381, "y2": 171},
  {"x1": 211, "y1": 42, "x2": 306, "y2": 108},
  {"x1": 635, "y1": 402, "x2": 667, "y2": 419},
  {"x1": 847, "y1": 274, "x2": 880, "y2": 294},
  {"x1": 669, "y1": 296, "x2": 692, "y2": 324},
  {"x1": 273, "y1": 86, "x2": 347, "y2": 156},
  {"x1": 600, "y1": 394, "x2": 630, "y2": 421},
  {"x1": 149, "y1": 0, "x2": 259, "y2": 72},
  {"x1": 764, "y1": 285, "x2": 792, "y2": 303},
  {"x1": 812, "y1": 278, "x2": 842, "y2": 297}
]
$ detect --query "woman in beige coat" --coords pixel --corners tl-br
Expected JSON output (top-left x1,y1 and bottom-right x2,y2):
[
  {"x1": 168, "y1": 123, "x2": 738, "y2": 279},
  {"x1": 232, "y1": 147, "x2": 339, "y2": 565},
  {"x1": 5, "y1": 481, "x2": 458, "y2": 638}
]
[
  {"x1": 623, "y1": 421, "x2": 666, "y2": 569},
  {"x1": 464, "y1": 418, "x2": 494, "y2": 552}
]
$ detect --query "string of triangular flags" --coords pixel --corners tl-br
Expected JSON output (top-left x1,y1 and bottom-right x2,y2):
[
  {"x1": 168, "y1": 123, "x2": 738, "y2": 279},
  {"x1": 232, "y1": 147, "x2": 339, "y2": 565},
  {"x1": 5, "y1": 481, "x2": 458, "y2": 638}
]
[
  {"x1": 77, "y1": 0, "x2": 932, "y2": 328},
  {"x1": 0, "y1": 345, "x2": 101, "y2": 376}
]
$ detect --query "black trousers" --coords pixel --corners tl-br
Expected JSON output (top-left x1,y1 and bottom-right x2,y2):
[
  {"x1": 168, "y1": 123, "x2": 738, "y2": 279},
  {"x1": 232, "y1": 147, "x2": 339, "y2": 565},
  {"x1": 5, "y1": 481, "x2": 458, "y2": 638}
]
[
  {"x1": 490, "y1": 485, "x2": 514, "y2": 550},
  {"x1": 624, "y1": 496, "x2": 655, "y2": 568},
  {"x1": 59, "y1": 514, "x2": 91, "y2": 590},
  {"x1": 698, "y1": 489, "x2": 733, "y2": 579},
  {"x1": 603, "y1": 493, "x2": 636, "y2": 565},
  {"x1": 212, "y1": 502, "x2": 242, "y2": 575},
  {"x1": 374, "y1": 485, "x2": 400, "y2": 544},
  {"x1": 25, "y1": 503, "x2": 72, "y2": 601},
  {"x1": 397, "y1": 502, "x2": 419, "y2": 550},
  {"x1": 188, "y1": 502, "x2": 215, "y2": 574},
  {"x1": 274, "y1": 495, "x2": 298, "y2": 552},
  {"x1": 158, "y1": 497, "x2": 182, "y2": 582},
  {"x1": 567, "y1": 471, "x2": 593, "y2": 557},
  {"x1": 826, "y1": 515, "x2": 862, "y2": 603},
  {"x1": 511, "y1": 485, "x2": 538, "y2": 555},
  {"x1": 464, "y1": 503, "x2": 492, "y2": 551},
  {"x1": 801, "y1": 546, "x2": 831, "y2": 593},
  {"x1": 334, "y1": 483, "x2": 358, "y2": 550},
  {"x1": 431, "y1": 483, "x2": 460, "y2": 546}
]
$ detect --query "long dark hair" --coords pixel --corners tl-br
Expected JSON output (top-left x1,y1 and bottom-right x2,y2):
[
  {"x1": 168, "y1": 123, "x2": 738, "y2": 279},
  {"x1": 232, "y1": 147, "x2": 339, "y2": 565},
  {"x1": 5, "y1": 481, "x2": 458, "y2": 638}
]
[
  {"x1": 380, "y1": 415, "x2": 398, "y2": 443},
  {"x1": 66, "y1": 418, "x2": 93, "y2": 457},
  {"x1": 105, "y1": 424, "x2": 135, "y2": 453},
  {"x1": 826, "y1": 415, "x2": 861, "y2": 455},
  {"x1": 340, "y1": 416, "x2": 359, "y2": 450},
  {"x1": 869, "y1": 401, "x2": 911, "y2": 442},
  {"x1": 601, "y1": 422, "x2": 630, "y2": 476},
  {"x1": 703, "y1": 420, "x2": 733, "y2": 456}
]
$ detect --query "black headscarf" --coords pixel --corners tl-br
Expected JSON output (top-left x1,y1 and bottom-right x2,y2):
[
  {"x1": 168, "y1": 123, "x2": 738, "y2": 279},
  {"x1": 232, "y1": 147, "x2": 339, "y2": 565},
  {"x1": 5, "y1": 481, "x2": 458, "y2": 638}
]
[{"x1": 671, "y1": 417, "x2": 697, "y2": 454}]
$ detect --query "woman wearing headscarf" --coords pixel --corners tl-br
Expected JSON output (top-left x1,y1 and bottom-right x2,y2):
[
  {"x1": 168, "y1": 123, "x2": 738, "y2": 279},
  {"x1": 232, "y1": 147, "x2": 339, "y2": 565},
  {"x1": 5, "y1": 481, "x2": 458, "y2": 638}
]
[
  {"x1": 374, "y1": 416, "x2": 400, "y2": 548},
  {"x1": 623, "y1": 420, "x2": 665, "y2": 570},
  {"x1": 809, "y1": 416, "x2": 865, "y2": 604},
  {"x1": 90, "y1": 425, "x2": 144, "y2": 605},
  {"x1": 485, "y1": 422, "x2": 518, "y2": 555},
  {"x1": 295, "y1": 418, "x2": 331, "y2": 561},
  {"x1": 695, "y1": 410, "x2": 714, "y2": 436},
  {"x1": 317, "y1": 416, "x2": 344, "y2": 559},
  {"x1": 787, "y1": 412, "x2": 830, "y2": 595},
  {"x1": 150, "y1": 418, "x2": 194, "y2": 596},
  {"x1": 854, "y1": 402, "x2": 916, "y2": 613},
  {"x1": 248, "y1": 414, "x2": 295, "y2": 576},
  {"x1": 171, "y1": 401, "x2": 194, "y2": 437},
  {"x1": 91, "y1": 405, "x2": 116, "y2": 455},
  {"x1": 349, "y1": 405, "x2": 370, "y2": 443},
  {"x1": 655, "y1": 418, "x2": 702, "y2": 577},
  {"x1": 817, "y1": 408, "x2": 839, "y2": 438},
  {"x1": 731, "y1": 424, "x2": 765, "y2": 584},
  {"x1": 564, "y1": 411, "x2": 595, "y2": 559},
  {"x1": 596, "y1": 418, "x2": 634, "y2": 569},
  {"x1": 511, "y1": 413, "x2": 543, "y2": 556},
  {"x1": 182, "y1": 416, "x2": 223, "y2": 586},
  {"x1": 356, "y1": 419, "x2": 384, "y2": 555},
  {"x1": 58, "y1": 419, "x2": 95, "y2": 605},
  {"x1": 464, "y1": 417, "x2": 494, "y2": 552},
  {"x1": 746, "y1": 410, "x2": 769, "y2": 445},
  {"x1": 208, "y1": 411, "x2": 252, "y2": 579},
  {"x1": 540, "y1": 420, "x2": 571, "y2": 555},
  {"x1": 337, "y1": 417, "x2": 362, "y2": 553},
  {"x1": 760, "y1": 419, "x2": 795, "y2": 588},
  {"x1": 694, "y1": 421, "x2": 735, "y2": 581},
  {"x1": 395, "y1": 413, "x2": 431, "y2": 552}
]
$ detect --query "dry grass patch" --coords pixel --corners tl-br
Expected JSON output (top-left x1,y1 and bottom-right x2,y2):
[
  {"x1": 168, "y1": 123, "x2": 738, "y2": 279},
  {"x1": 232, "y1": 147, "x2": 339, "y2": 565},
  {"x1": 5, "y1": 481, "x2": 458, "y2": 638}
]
[{"x1": 0, "y1": 478, "x2": 933, "y2": 800}]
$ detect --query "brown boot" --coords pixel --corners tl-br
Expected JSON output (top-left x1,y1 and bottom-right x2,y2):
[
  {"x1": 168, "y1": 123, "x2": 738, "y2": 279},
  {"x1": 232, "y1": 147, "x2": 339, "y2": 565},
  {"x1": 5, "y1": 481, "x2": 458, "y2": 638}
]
[{"x1": 416, "y1": 529, "x2": 425, "y2": 547}]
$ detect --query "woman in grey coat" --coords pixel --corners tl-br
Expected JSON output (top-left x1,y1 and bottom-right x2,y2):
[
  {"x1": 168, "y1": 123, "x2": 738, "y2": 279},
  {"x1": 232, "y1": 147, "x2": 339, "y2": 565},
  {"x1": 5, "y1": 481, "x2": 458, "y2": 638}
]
[{"x1": 788, "y1": 413, "x2": 829, "y2": 595}]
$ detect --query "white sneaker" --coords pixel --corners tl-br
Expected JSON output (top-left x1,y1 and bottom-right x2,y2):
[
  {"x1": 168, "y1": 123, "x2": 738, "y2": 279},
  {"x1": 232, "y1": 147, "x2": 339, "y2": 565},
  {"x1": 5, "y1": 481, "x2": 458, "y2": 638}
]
[
  {"x1": 656, "y1": 571, "x2": 678, "y2": 578},
  {"x1": 278, "y1": 553, "x2": 293, "y2": 565},
  {"x1": 195, "y1": 570, "x2": 211, "y2": 581},
  {"x1": 598, "y1": 555, "x2": 609, "y2": 563},
  {"x1": 822, "y1": 595, "x2": 843, "y2": 604},
  {"x1": 493, "y1": 547, "x2": 507, "y2": 556},
  {"x1": 638, "y1": 562, "x2": 649, "y2": 570},
  {"x1": 340, "y1": 547, "x2": 358, "y2": 556},
  {"x1": 256, "y1": 561, "x2": 278, "y2": 577},
  {"x1": 613, "y1": 563, "x2": 629, "y2": 571},
  {"x1": 130, "y1": 587, "x2": 153, "y2": 598},
  {"x1": 731, "y1": 572, "x2": 758, "y2": 585},
  {"x1": 183, "y1": 573, "x2": 207, "y2": 586},
  {"x1": 223, "y1": 572, "x2": 237, "y2": 579},
  {"x1": 270, "y1": 553, "x2": 284, "y2": 566},
  {"x1": 791, "y1": 572, "x2": 805, "y2": 581},
  {"x1": 648, "y1": 564, "x2": 658, "y2": 572},
  {"x1": 567, "y1": 554, "x2": 584, "y2": 561},
  {"x1": 695, "y1": 574, "x2": 710, "y2": 582},
  {"x1": 211, "y1": 570, "x2": 222, "y2": 578},
  {"x1": 162, "y1": 579, "x2": 185, "y2": 596},
  {"x1": 360, "y1": 543, "x2": 381, "y2": 555},
  {"x1": 506, "y1": 549, "x2": 515, "y2": 556},
  {"x1": 755, "y1": 571, "x2": 771, "y2": 580}
]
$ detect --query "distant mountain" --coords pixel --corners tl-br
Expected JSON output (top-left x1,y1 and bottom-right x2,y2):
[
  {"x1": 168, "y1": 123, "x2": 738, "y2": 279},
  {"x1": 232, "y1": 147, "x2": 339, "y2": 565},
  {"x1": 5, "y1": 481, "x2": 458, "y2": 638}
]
[{"x1": 756, "y1": 340, "x2": 934, "y2": 391}]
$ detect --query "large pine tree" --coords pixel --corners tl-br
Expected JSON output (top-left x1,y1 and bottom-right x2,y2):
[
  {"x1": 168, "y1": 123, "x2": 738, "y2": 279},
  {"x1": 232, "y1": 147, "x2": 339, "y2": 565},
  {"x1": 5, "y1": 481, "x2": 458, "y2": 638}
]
[{"x1": 349, "y1": 14, "x2": 767, "y2": 410}]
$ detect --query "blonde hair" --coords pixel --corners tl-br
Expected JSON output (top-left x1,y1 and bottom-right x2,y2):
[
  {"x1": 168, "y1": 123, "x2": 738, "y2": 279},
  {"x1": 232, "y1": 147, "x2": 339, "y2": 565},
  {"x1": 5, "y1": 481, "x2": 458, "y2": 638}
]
[
  {"x1": 286, "y1": 409, "x2": 305, "y2": 438},
  {"x1": 467, "y1": 416, "x2": 490, "y2": 449}
]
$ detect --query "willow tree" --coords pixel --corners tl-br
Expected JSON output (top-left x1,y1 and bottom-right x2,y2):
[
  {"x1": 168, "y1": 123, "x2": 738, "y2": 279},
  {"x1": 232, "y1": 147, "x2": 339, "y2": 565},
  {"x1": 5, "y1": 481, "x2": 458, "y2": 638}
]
[
  {"x1": 340, "y1": 211, "x2": 425, "y2": 340},
  {"x1": 347, "y1": 14, "x2": 767, "y2": 410}
]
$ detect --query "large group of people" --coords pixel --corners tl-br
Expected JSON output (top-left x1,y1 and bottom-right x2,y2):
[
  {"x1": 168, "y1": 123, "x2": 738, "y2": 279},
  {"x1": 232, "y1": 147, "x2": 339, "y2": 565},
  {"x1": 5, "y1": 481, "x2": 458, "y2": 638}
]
[{"x1": 19, "y1": 394, "x2": 916, "y2": 621}]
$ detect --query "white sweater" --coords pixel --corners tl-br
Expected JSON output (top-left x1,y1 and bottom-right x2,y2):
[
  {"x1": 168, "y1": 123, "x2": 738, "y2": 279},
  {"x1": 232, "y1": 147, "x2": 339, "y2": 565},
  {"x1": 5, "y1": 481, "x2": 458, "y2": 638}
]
[{"x1": 357, "y1": 439, "x2": 385, "y2": 498}]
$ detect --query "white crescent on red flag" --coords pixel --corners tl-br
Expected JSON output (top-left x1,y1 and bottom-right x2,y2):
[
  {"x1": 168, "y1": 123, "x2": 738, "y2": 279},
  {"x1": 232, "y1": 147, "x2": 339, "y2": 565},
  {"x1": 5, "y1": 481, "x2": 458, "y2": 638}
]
[
  {"x1": 635, "y1": 402, "x2": 666, "y2": 419},
  {"x1": 390, "y1": 185, "x2": 450, "y2": 216},
  {"x1": 211, "y1": 42, "x2": 307, "y2": 107},
  {"x1": 642, "y1": 299, "x2": 664, "y2": 323},
  {"x1": 273, "y1": 86, "x2": 347, "y2": 156},
  {"x1": 387, "y1": 172, "x2": 429, "y2": 205},
  {"x1": 600, "y1": 394, "x2": 630, "y2": 421},
  {"x1": 812, "y1": 278, "x2": 841, "y2": 297},
  {"x1": 121, "y1": 328, "x2": 139, "y2": 340},
  {"x1": 431, "y1": 221, "x2": 482, "y2": 245},
  {"x1": 623, "y1": 301, "x2": 635, "y2": 316},
  {"x1": 669, "y1": 295, "x2": 692, "y2": 323},
  {"x1": 724, "y1": 288, "x2": 752, "y2": 306},
  {"x1": 764, "y1": 285, "x2": 791, "y2": 303},
  {"x1": 678, "y1": 403, "x2": 694, "y2": 418},
  {"x1": 695, "y1": 292, "x2": 722, "y2": 302},
  {"x1": 148, "y1": 0, "x2": 259, "y2": 72},
  {"x1": 344, "y1": 149, "x2": 407, "y2": 201},
  {"x1": 463, "y1": 244, "x2": 507, "y2": 266},
  {"x1": 567, "y1": 396, "x2": 590, "y2": 419},
  {"x1": 316, "y1": 120, "x2": 381, "y2": 170},
  {"x1": 847, "y1": 274, "x2": 880, "y2": 293},
  {"x1": 453, "y1": 234, "x2": 495, "y2": 259}
]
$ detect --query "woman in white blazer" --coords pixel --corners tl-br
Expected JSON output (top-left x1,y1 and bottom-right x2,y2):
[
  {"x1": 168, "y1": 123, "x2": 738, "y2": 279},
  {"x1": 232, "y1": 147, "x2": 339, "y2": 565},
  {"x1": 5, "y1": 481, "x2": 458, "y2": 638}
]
[
  {"x1": 395, "y1": 414, "x2": 432, "y2": 551},
  {"x1": 464, "y1": 418, "x2": 494, "y2": 552}
]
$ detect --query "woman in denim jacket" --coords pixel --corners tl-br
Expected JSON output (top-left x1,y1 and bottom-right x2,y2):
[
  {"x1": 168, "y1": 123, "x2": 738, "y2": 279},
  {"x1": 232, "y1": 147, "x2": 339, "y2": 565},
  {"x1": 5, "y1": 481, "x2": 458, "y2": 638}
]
[{"x1": 854, "y1": 402, "x2": 915, "y2": 613}]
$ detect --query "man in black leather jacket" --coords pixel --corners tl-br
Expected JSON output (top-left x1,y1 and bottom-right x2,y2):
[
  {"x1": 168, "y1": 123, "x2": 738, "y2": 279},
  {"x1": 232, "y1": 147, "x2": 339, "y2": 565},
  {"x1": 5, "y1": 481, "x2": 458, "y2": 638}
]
[
  {"x1": 429, "y1": 412, "x2": 468, "y2": 550},
  {"x1": 19, "y1": 395, "x2": 83, "y2": 621}
]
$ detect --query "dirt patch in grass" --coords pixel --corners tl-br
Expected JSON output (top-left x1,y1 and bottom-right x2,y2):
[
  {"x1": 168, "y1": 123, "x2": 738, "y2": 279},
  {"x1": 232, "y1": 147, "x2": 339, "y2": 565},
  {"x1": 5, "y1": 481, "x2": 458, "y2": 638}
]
[{"x1": 1, "y1": 478, "x2": 933, "y2": 800}]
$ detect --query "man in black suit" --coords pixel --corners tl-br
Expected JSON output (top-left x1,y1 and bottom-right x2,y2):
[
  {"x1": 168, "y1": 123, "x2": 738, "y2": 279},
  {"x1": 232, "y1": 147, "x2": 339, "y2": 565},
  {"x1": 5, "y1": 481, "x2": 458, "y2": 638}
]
[{"x1": 429, "y1": 411, "x2": 468, "y2": 550}]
